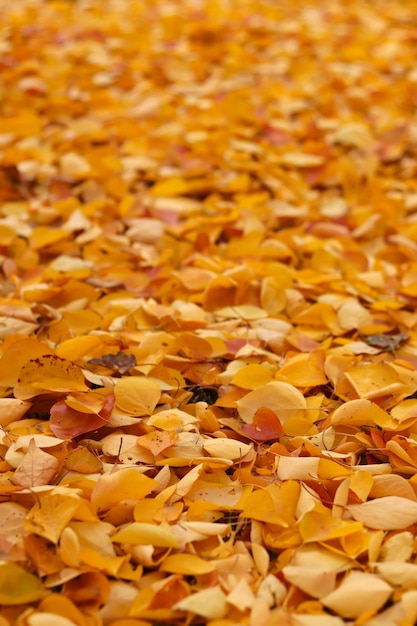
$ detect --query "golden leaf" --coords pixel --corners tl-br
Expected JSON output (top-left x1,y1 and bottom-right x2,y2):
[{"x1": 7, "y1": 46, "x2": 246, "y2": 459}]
[
  {"x1": 231, "y1": 363, "x2": 273, "y2": 389},
  {"x1": 159, "y1": 553, "x2": 214, "y2": 575},
  {"x1": 114, "y1": 377, "x2": 161, "y2": 416},
  {"x1": 0, "y1": 562, "x2": 46, "y2": 605},
  {"x1": 91, "y1": 469, "x2": 157, "y2": 513},
  {"x1": 111, "y1": 522, "x2": 179, "y2": 548},
  {"x1": 24, "y1": 492, "x2": 83, "y2": 544},
  {"x1": 14, "y1": 355, "x2": 88, "y2": 400}
]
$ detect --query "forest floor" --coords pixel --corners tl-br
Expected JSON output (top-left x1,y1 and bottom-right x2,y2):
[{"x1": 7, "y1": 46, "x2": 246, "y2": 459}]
[{"x1": 1, "y1": 1, "x2": 417, "y2": 625}]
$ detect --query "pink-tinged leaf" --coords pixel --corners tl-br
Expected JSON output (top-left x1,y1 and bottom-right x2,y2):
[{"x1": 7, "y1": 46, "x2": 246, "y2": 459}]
[
  {"x1": 50, "y1": 393, "x2": 114, "y2": 439},
  {"x1": 240, "y1": 407, "x2": 285, "y2": 441}
]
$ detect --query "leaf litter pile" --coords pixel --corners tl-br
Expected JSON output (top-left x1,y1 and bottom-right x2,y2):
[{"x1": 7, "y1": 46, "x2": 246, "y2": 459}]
[{"x1": 3, "y1": 0, "x2": 417, "y2": 624}]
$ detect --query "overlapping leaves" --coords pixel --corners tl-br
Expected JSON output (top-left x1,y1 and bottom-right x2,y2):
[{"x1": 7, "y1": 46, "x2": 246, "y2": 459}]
[{"x1": 1, "y1": 0, "x2": 417, "y2": 625}]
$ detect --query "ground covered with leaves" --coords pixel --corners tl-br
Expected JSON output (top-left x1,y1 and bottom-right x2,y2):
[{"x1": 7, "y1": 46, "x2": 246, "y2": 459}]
[{"x1": 2, "y1": 0, "x2": 417, "y2": 624}]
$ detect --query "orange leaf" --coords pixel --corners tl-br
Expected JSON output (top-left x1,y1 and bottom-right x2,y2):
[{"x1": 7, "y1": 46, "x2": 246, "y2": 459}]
[
  {"x1": 0, "y1": 337, "x2": 54, "y2": 388},
  {"x1": 136, "y1": 430, "x2": 179, "y2": 457}
]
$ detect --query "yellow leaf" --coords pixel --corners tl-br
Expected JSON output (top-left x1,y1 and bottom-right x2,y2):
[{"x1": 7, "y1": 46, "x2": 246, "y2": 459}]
[
  {"x1": 231, "y1": 363, "x2": 273, "y2": 389},
  {"x1": 241, "y1": 481, "x2": 299, "y2": 526},
  {"x1": 30, "y1": 226, "x2": 68, "y2": 250},
  {"x1": 348, "y1": 496, "x2": 417, "y2": 530},
  {"x1": 114, "y1": 376, "x2": 161, "y2": 416},
  {"x1": 14, "y1": 354, "x2": 88, "y2": 399},
  {"x1": 65, "y1": 446, "x2": 103, "y2": 474},
  {"x1": 159, "y1": 553, "x2": 214, "y2": 575},
  {"x1": 24, "y1": 492, "x2": 82, "y2": 544},
  {"x1": 322, "y1": 572, "x2": 392, "y2": 619},
  {"x1": 22, "y1": 613, "x2": 76, "y2": 626},
  {"x1": 91, "y1": 469, "x2": 157, "y2": 513},
  {"x1": 65, "y1": 389, "x2": 110, "y2": 414},
  {"x1": 202, "y1": 437, "x2": 252, "y2": 460},
  {"x1": 330, "y1": 399, "x2": 395, "y2": 429},
  {"x1": 111, "y1": 522, "x2": 179, "y2": 548},
  {"x1": 147, "y1": 408, "x2": 198, "y2": 430},
  {"x1": 277, "y1": 456, "x2": 320, "y2": 481},
  {"x1": 0, "y1": 113, "x2": 42, "y2": 136},
  {"x1": 0, "y1": 562, "x2": 46, "y2": 605},
  {"x1": 280, "y1": 152, "x2": 324, "y2": 167},
  {"x1": 299, "y1": 509, "x2": 363, "y2": 542},
  {"x1": 236, "y1": 381, "x2": 306, "y2": 424},
  {"x1": 0, "y1": 337, "x2": 54, "y2": 388},
  {"x1": 344, "y1": 362, "x2": 402, "y2": 399},
  {"x1": 349, "y1": 470, "x2": 374, "y2": 502},
  {"x1": 391, "y1": 399, "x2": 417, "y2": 424},
  {"x1": 260, "y1": 276, "x2": 287, "y2": 315},
  {"x1": 150, "y1": 177, "x2": 190, "y2": 197},
  {"x1": 337, "y1": 299, "x2": 373, "y2": 331},
  {"x1": 173, "y1": 586, "x2": 227, "y2": 620},
  {"x1": 215, "y1": 304, "x2": 268, "y2": 321},
  {"x1": 276, "y1": 351, "x2": 328, "y2": 388},
  {"x1": 39, "y1": 594, "x2": 86, "y2": 626},
  {"x1": 56, "y1": 335, "x2": 104, "y2": 361},
  {"x1": 376, "y1": 562, "x2": 417, "y2": 588},
  {"x1": 282, "y1": 565, "x2": 336, "y2": 599}
]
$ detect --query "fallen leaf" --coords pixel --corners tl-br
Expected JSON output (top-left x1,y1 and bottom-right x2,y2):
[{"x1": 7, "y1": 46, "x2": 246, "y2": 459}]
[
  {"x1": 14, "y1": 355, "x2": 88, "y2": 400},
  {"x1": 240, "y1": 407, "x2": 285, "y2": 441},
  {"x1": 0, "y1": 562, "x2": 46, "y2": 605},
  {"x1": 173, "y1": 586, "x2": 227, "y2": 620},
  {"x1": 91, "y1": 468, "x2": 157, "y2": 513},
  {"x1": 111, "y1": 522, "x2": 179, "y2": 548},
  {"x1": 50, "y1": 392, "x2": 114, "y2": 438},
  {"x1": 236, "y1": 381, "x2": 306, "y2": 424},
  {"x1": 114, "y1": 377, "x2": 161, "y2": 416},
  {"x1": 348, "y1": 496, "x2": 417, "y2": 530},
  {"x1": 13, "y1": 438, "x2": 59, "y2": 488},
  {"x1": 322, "y1": 571, "x2": 392, "y2": 618}
]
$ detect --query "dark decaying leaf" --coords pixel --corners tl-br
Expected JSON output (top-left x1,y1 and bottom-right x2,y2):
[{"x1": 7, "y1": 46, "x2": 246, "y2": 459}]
[
  {"x1": 88, "y1": 352, "x2": 137, "y2": 375},
  {"x1": 363, "y1": 333, "x2": 409, "y2": 353}
]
